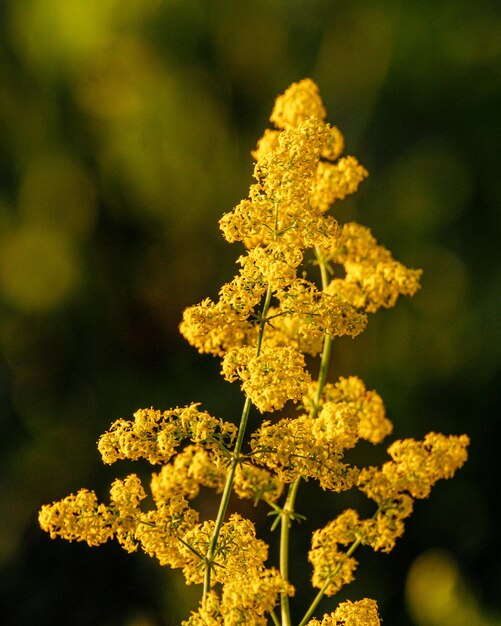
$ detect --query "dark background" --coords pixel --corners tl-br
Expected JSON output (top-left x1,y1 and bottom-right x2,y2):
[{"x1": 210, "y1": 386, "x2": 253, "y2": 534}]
[{"x1": 0, "y1": 1, "x2": 500, "y2": 625}]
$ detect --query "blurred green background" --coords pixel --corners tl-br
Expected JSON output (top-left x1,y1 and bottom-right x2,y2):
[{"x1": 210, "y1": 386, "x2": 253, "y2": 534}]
[{"x1": 0, "y1": 1, "x2": 500, "y2": 625}]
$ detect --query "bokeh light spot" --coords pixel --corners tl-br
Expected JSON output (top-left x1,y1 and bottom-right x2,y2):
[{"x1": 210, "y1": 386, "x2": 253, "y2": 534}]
[
  {"x1": 406, "y1": 549, "x2": 490, "y2": 626},
  {"x1": 0, "y1": 226, "x2": 80, "y2": 312}
]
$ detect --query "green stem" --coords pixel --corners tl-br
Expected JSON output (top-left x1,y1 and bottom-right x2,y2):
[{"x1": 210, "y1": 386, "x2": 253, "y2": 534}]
[
  {"x1": 297, "y1": 506, "x2": 381, "y2": 626},
  {"x1": 256, "y1": 284, "x2": 273, "y2": 354},
  {"x1": 312, "y1": 334, "x2": 332, "y2": 417},
  {"x1": 278, "y1": 246, "x2": 333, "y2": 623},
  {"x1": 203, "y1": 285, "x2": 273, "y2": 597},
  {"x1": 312, "y1": 245, "x2": 333, "y2": 416},
  {"x1": 279, "y1": 477, "x2": 301, "y2": 626},
  {"x1": 270, "y1": 609, "x2": 281, "y2": 626},
  {"x1": 297, "y1": 536, "x2": 363, "y2": 626}
]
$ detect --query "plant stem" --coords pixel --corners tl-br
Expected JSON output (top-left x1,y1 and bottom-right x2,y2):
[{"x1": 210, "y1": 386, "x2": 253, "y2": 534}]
[
  {"x1": 298, "y1": 506, "x2": 381, "y2": 626},
  {"x1": 280, "y1": 248, "x2": 332, "y2": 626},
  {"x1": 203, "y1": 285, "x2": 273, "y2": 597},
  {"x1": 278, "y1": 336, "x2": 332, "y2": 625},
  {"x1": 312, "y1": 245, "x2": 333, "y2": 416},
  {"x1": 279, "y1": 247, "x2": 333, "y2": 623},
  {"x1": 279, "y1": 477, "x2": 301, "y2": 626},
  {"x1": 313, "y1": 334, "x2": 332, "y2": 417},
  {"x1": 297, "y1": 536, "x2": 362, "y2": 626}
]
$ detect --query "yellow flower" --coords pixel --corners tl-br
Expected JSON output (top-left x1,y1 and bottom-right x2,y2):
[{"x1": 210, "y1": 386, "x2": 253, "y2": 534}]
[
  {"x1": 38, "y1": 489, "x2": 114, "y2": 547},
  {"x1": 304, "y1": 376, "x2": 393, "y2": 444},
  {"x1": 332, "y1": 599, "x2": 381, "y2": 626},
  {"x1": 243, "y1": 243, "x2": 304, "y2": 292},
  {"x1": 251, "y1": 414, "x2": 359, "y2": 491},
  {"x1": 221, "y1": 345, "x2": 311, "y2": 412},
  {"x1": 233, "y1": 463, "x2": 284, "y2": 504},
  {"x1": 263, "y1": 305, "x2": 325, "y2": 357},
  {"x1": 251, "y1": 128, "x2": 280, "y2": 161},
  {"x1": 220, "y1": 118, "x2": 331, "y2": 250},
  {"x1": 97, "y1": 404, "x2": 237, "y2": 465},
  {"x1": 184, "y1": 570, "x2": 294, "y2": 626},
  {"x1": 150, "y1": 445, "x2": 227, "y2": 503},
  {"x1": 251, "y1": 414, "x2": 316, "y2": 483},
  {"x1": 262, "y1": 278, "x2": 367, "y2": 359},
  {"x1": 363, "y1": 494, "x2": 414, "y2": 553},
  {"x1": 306, "y1": 598, "x2": 381, "y2": 626},
  {"x1": 384, "y1": 432, "x2": 470, "y2": 498},
  {"x1": 39, "y1": 474, "x2": 147, "y2": 553},
  {"x1": 312, "y1": 402, "x2": 360, "y2": 451},
  {"x1": 135, "y1": 500, "x2": 199, "y2": 569},
  {"x1": 269, "y1": 78, "x2": 327, "y2": 129},
  {"x1": 180, "y1": 298, "x2": 257, "y2": 356},
  {"x1": 180, "y1": 514, "x2": 269, "y2": 585},
  {"x1": 38, "y1": 78, "x2": 467, "y2": 626},
  {"x1": 221, "y1": 567, "x2": 294, "y2": 626},
  {"x1": 357, "y1": 433, "x2": 469, "y2": 552},
  {"x1": 320, "y1": 125, "x2": 345, "y2": 162},
  {"x1": 309, "y1": 524, "x2": 358, "y2": 596},
  {"x1": 325, "y1": 222, "x2": 422, "y2": 313},
  {"x1": 182, "y1": 591, "x2": 223, "y2": 626},
  {"x1": 359, "y1": 432, "x2": 470, "y2": 503},
  {"x1": 109, "y1": 474, "x2": 147, "y2": 552},
  {"x1": 310, "y1": 157, "x2": 368, "y2": 213},
  {"x1": 276, "y1": 278, "x2": 367, "y2": 342}
]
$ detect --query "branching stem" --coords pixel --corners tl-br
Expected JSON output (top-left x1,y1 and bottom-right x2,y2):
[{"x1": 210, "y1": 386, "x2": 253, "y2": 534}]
[
  {"x1": 297, "y1": 536, "x2": 363, "y2": 626},
  {"x1": 279, "y1": 246, "x2": 333, "y2": 625},
  {"x1": 279, "y1": 477, "x2": 301, "y2": 626},
  {"x1": 203, "y1": 284, "x2": 273, "y2": 597},
  {"x1": 297, "y1": 506, "x2": 382, "y2": 626}
]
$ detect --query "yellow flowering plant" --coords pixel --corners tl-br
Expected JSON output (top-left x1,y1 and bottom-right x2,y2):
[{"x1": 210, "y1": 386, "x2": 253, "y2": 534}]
[{"x1": 39, "y1": 79, "x2": 469, "y2": 626}]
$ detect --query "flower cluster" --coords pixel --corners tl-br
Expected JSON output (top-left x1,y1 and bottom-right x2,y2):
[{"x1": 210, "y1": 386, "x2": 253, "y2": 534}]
[
  {"x1": 325, "y1": 222, "x2": 423, "y2": 313},
  {"x1": 308, "y1": 432, "x2": 469, "y2": 596},
  {"x1": 303, "y1": 376, "x2": 393, "y2": 444},
  {"x1": 221, "y1": 345, "x2": 311, "y2": 413},
  {"x1": 305, "y1": 599, "x2": 381, "y2": 626},
  {"x1": 97, "y1": 403, "x2": 237, "y2": 464},
  {"x1": 250, "y1": 405, "x2": 361, "y2": 491},
  {"x1": 185, "y1": 571, "x2": 294, "y2": 626},
  {"x1": 39, "y1": 79, "x2": 468, "y2": 626},
  {"x1": 180, "y1": 79, "x2": 374, "y2": 415}
]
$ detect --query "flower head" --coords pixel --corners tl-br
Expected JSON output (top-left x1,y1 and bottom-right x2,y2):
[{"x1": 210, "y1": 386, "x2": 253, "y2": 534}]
[{"x1": 306, "y1": 599, "x2": 381, "y2": 626}]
